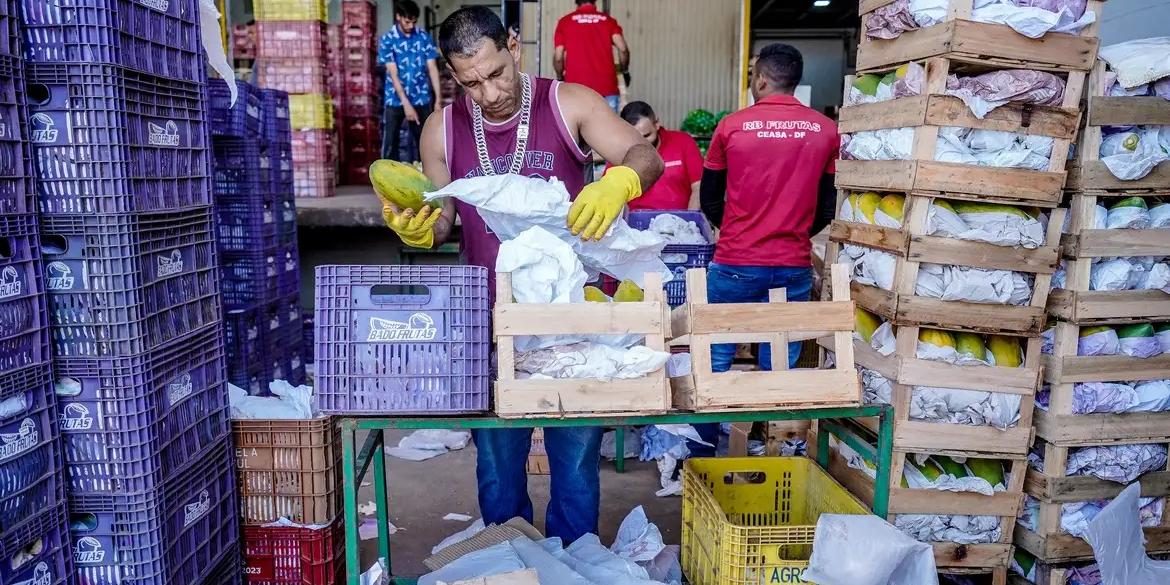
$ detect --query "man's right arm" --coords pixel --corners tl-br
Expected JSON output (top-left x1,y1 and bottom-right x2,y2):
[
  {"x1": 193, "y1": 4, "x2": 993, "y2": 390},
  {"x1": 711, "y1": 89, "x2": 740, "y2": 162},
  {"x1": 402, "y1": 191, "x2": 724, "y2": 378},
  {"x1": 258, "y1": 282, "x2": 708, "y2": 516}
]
[
  {"x1": 387, "y1": 63, "x2": 418, "y2": 122},
  {"x1": 420, "y1": 111, "x2": 457, "y2": 245},
  {"x1": 613, "y1": 33, "x2": 630, "y2": 74}
]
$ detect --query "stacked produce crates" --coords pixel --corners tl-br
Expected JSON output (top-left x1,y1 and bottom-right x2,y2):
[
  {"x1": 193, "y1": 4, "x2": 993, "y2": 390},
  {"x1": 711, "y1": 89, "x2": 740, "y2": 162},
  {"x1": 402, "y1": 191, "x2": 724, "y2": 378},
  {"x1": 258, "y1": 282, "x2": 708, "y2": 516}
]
[
  {"x1": 209, "y1": 80, "x2": 306, "y2": 395},
  {"x1": 22, "y1": 0, "x2": 240, "y2": 581},
  {"x1": 819, "y1": 2, "x2": 1105, "y2": 583},
  {"x1": 0, "y1": 3, "x2": 71, "y2": 581},
  {"x1": 235, "y1": 417, "x2": 344, "y2": 584},
  {"x1": 1010, "y1": 53, "x2": 1170, "y2": 582},
  {"x1": 339, "y1": 0, "x2": 381, "y2": 184},
  {"x1": 252, "y1": 0, "x2": 336, "y2": 198}
]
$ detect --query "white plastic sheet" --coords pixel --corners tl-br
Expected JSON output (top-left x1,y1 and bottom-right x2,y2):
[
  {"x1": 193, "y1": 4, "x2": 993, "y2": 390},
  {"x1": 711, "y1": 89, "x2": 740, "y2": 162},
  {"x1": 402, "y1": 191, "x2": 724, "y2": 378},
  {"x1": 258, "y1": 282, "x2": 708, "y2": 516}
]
[
  {"x1": 1099, "y1": 38, "x2": 1170, "y2": 89},
  {"x1": 516, "y1": 344, "x2": 669, "y2": 381},
  {"x1": 1100, "y1": 127, "x2": 1170, "y2": 181},
  {"x1": 386, "y1": 430, "x2": 472, "y2": 461},
  {"x1": 645, "y1": 214, "x2": 706, "y2": 245},
  {"x1": 1083, "y1": 483, "x2": 1170, "y2": 584},
  {"x1": 802, "y1": 515, "x2": 939, "y2": 585},
  {"x1": 927, "y1": 204, "x2": 1045, "y2": 249},
  {"x1": 228, "y1": 381, "x2": 317, "y2": 419},
  {"x1": 910, "y1": 386, "x2": 1021, "y2": 430},
  {"x1": 199, "y1": 0, "x2": 237, "y2": 104}
]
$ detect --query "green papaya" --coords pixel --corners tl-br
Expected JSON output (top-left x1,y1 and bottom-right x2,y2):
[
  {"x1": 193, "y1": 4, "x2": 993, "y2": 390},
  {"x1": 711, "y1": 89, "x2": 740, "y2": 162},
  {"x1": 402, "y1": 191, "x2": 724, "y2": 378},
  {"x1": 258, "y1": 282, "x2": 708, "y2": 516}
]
[
  {"x1": 934, "y1": 456, "x2": 969, "y2": 478},
  {"x1": 967, "y1": 458, "x2": 1006, "y2": 486}
]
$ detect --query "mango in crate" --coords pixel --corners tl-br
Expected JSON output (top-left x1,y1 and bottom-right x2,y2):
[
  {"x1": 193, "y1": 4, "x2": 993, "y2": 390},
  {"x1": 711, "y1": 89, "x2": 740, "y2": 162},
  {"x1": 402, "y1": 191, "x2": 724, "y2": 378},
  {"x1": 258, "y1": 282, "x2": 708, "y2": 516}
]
[
  {"x1": 855, "y1": 192, "x2": 882, "y2": 224},
  {"x1": 852, "y1": 73, "x2": 883, "y2": 96},
  {"x1": 952, "y1": 200, "x2": 1030, "y2": 219},
  {"x1": 1110, "y1": 196, "x2": 1148, "y2": 211},
  {"x1": 967, "y1": 458, "x2": 1006, "y2": 487},
  {"x1": 918, "y1": 328, "x2": 955, "y2": 349},
  {"x1": 854, "y1": 307, "x2": 882, "y2": 343},
  {"x1": 987, "y1": 335, "x2": 1023, "y2": 367},
  {"x1": 879, "y1": 193, "x2": 905, "y2": 223},
  {"x1": 909, "y1": 457, "x2": 946, "y2": 482},
  {"x1": 370, "y1": 159, "x2": 434, "y2": 212},
  {"x1": 583, "y1": 286, "x2": 611, "y2": 302},
  {"x1": 613, "y1": 280, "x2": 644, "y2": 303},
  {"x1": 955, "y1": 332, "x2": 987, "y2": 361},
  {"x1": 1080, "y1": 325, "x2": 1114, "y2": 337}
]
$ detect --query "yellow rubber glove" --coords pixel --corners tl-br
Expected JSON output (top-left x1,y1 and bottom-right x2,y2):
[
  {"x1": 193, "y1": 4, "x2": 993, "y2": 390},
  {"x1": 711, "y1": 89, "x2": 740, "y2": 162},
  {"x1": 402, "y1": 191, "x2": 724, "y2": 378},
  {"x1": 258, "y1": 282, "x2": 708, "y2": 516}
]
[
  {"x1": 383, "y1": 204, "x2": 441, "y2": 248},
  {"x1": 567, "y1": 166, "x2": 642, "y2": 241}
]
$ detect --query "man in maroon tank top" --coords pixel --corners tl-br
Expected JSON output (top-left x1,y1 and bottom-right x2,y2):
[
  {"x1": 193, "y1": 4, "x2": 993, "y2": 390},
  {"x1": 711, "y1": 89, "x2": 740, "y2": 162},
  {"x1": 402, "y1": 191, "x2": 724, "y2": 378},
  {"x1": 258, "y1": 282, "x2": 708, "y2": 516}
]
[{"x1": 379, "y1": 7, "x2": 663, "y2": 544}]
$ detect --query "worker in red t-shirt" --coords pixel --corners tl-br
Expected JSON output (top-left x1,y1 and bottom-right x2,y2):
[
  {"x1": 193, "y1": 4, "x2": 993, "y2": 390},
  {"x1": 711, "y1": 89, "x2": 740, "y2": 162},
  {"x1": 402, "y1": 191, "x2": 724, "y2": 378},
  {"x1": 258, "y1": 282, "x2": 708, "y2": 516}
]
[
  {"x1": 617, "y1": 101, "x2": 703, "y2": 210},
  {"x1": 691, "y1": 43, "x2": 838, "y2": 455},
  {"x1": 553, "y1": 0, "x2": 629, "y2": 113}
]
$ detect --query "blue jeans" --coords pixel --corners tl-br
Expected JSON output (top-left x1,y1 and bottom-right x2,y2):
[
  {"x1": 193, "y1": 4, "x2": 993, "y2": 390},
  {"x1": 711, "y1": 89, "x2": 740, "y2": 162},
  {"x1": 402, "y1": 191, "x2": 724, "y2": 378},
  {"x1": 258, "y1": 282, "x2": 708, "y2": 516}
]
[
  {"x1": 691, "y1": 263, "x2": 814, "y2": 457},
  {"x1": 604, "y1": 95, "x2": 620, "y2": 113},
  {"x1": 471, "y1": 426, "x2": 602, "y2": 542}
]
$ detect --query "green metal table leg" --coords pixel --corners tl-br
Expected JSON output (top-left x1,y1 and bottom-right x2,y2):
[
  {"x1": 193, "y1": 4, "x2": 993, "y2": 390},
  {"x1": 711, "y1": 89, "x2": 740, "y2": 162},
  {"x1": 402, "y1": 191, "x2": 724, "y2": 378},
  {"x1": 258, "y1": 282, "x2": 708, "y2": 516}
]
[
  {"x1": 372, "y1": 430, "x2": 392, "y2": 576},
  {"x1": 873, "y1": 409, "x2": 895, "y2": 518},
  {"x1": 614, "y1": 426, "x2": 625, "y2": 473},
  {"x1": 341, "y1": 420, "x2": 362, "y2": 585}
]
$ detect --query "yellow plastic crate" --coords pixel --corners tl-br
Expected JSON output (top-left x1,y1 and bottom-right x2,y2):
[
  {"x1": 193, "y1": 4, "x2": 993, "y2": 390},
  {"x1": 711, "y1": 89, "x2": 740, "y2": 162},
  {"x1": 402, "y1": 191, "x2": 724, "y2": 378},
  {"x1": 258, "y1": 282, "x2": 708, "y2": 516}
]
[
  {"x1": 253, "y1": 0, "x2": 328, "y2": 22},
  {"x1": 681, "y1": 457, "x2": 869, "y2": 585},
  {"x1": 289, "y1": 94, "x2": 334, "y2": 130}
]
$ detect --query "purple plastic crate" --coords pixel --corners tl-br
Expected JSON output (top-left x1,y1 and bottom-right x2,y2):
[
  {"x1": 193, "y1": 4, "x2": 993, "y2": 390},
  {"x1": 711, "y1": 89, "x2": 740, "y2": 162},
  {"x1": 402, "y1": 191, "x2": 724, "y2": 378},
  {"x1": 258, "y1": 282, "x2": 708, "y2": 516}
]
[
  {"x1": 40, "y1": 208, "x2": 222, "y2": 358},
  {"x1": 216, "y1": 194, "x2": 284, "y2": 254},
  {"x1": 70, "y1": 439, "x2": 239, "y2": 585},
  {"x1": 267, "y1": 140, "x2": 294, "y2": 193},
  {"x1": 276, "y1": 196, "x2": 298, "y2": 242},
  {"x1": 0, "y1": 363, "x2": 63, "y2": 532},
  {"x1": 206, "y1": 546, "x2": 243, "y2": 585},
  {"x1": 224, "y1": 307, "x2": 266, "y2": 393},
  {"x1": 27, "y1": 63, "x2": 213, "y2": 216},
  {"x1": 56, "y1": 324, "x2": 229, "y2": 495},
  {"x1": 626, "y1": 210, "x2": 715, "y2": 307},
  {"x1": 0, "y1": 503, "x2": 70, "y2": 585},
  {"x1": 301, "y1": 309, "x2": 313, "y2": 364},
  {"x1": 213, "y1": 138, "x2": 270, "y2": 200},
  {"x1": 22, "y1": 0, "x2": 204, "y2": 82},
  {"x1": 220, "y1": 250, "x2": 284, "y2": 311},
  {"x1": 259, "y1": 88, "x2": 291, "y2": 145},
  {"x1": 0, "y1": 0, "x2": 23, "y2": 59},
  {"x1": 210, "y1": 79, "x2": 262, "y2": 138},
  {"x1": 0, "y1": 214, "x2": 50, "y2": 378},
  {"x1": 0, "y1": 55, "x2": 35, "y2": 215},
  {"x1": 315, "y1": 265, "x2": 491, "y2": 415}
]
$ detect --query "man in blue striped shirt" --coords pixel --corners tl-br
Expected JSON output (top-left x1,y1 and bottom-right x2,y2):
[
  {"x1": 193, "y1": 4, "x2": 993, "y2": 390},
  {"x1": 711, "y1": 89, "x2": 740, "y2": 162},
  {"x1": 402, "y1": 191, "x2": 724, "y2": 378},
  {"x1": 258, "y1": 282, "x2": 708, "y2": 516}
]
[{"x1": 377, "y1": 0, "x2": 441, "y2": 162}]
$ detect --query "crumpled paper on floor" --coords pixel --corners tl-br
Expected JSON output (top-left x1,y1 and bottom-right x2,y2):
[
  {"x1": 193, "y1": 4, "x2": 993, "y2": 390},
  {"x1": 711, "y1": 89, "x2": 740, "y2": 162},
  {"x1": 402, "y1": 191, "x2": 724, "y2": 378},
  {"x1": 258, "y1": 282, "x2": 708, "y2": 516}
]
[
  {"x1": 386, "y1": 430, "x2": 472, "y2": 461},
  {"x1": 425, "y1": 174, "x2": 670, "y2": 287},
  {"x1": 229, "y1": 380, "x2": 317, "y2": 419}
]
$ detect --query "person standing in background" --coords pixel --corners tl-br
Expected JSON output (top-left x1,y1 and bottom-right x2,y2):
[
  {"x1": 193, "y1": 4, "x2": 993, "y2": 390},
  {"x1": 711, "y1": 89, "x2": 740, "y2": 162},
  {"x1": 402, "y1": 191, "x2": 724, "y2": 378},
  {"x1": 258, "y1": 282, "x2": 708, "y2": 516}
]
[
  {"x1": 377, "y1": 0, "x2": 441, "y2": 162},
  {"x1": 553, "y1": 0, "x2": 629, "y2": 113},
  {"x1": 618, "y1": 101, "x2": 703, "y2": 210},
  {"x1": 691, "y1": 43, "x2": 839, "y2": 455}
]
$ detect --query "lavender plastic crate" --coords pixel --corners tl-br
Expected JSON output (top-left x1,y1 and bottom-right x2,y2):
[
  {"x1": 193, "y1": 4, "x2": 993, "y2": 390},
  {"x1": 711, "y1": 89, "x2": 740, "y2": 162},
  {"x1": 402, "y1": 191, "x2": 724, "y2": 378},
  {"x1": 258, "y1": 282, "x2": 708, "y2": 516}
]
[
  {"x1": 0, "y1": 503, "x2": 70, "y2": 585},
  {"x1": 210, "y1": 79, "x2": 262, "y2": 138},
  {"x1": 276, "y1": 196, "x2": 298, "y2": 242},
  {"x1": 260, "y1": 88, "x2": 291, "y2": 145},
  {"x1": 27, "y1": 63, "x2": 213, "y2": 216},
  {"x1": 627, "y1": 210, "x2": 715, "y2": 307},
  {"x1": 0, "y1": 363, "x2": 63, "y2": 532},
  {"x1": 225, "y1": 307, "x2": 266, "y2": 393},
  {"x1": 70, "y1": 439, "x2": 239, "y2": 585},
  {"x1": 41, "y1": 208, "x2": 222, "y2": 358},
  {"x1": 22, "y1": 0, "x2": 204, "y2": 82},
  {"x1": 56, "y1": 324, "x2": 229, "y2": 495},
  {"x1": 220, "y1": 250, "x2": 284, "y2": 311},
  {"x1": 206, "y1": 545, "x2": 243, "y2": 585},
  {"x1": 301, "y1": 309, "x2": 314, "y2": 364},
  {"x1": 0, "y1": 214, "x2": 50, "y2": 378},
  {"x1": 315, "y1": 265, "x2": 490, "y2": 415},
  {"x1": 0, "y1": 55, "x2": 35, "y2": 215},
  {"x1": 216, "y1": 194, "x2": 283, "y2": 254},
  {"x1": 267, "y1": 140, "x2": 294, "y2": 192},
  {"x1": 0, "y1": 0, "x2": 22, "y2": 59},
  {"x1": 213, "y1": 137, "x2": 270, "y2": 198}
]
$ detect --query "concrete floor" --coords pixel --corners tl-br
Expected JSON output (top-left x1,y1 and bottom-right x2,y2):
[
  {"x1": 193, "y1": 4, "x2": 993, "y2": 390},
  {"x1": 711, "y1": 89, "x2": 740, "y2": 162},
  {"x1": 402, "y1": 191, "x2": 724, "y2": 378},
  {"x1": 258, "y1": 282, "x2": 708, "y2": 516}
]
[{"x1": 357, "y1": 430, "x2": 681, "y2": 578}]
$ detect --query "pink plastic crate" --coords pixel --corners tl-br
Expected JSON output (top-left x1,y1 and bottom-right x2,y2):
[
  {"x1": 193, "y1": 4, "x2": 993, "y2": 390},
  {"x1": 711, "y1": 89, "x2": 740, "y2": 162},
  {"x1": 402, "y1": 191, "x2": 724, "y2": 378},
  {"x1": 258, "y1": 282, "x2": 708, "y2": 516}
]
[{"x1": 256, "y1": 60, "x2": 328, "y2": 95}]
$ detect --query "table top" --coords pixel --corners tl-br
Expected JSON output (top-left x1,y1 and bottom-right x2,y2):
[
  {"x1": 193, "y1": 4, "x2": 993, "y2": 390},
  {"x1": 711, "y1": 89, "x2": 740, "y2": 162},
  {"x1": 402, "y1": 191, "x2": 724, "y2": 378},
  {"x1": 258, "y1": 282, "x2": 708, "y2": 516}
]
[{"x1": 296, "y1": 186, "x2": 384, "y2": 228}]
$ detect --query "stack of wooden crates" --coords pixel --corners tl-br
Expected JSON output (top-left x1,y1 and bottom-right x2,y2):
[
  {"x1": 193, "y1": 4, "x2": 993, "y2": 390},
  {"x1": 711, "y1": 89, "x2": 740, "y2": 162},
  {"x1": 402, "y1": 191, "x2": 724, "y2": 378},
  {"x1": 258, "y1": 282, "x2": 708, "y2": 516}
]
[
  {"x1": 1011, "y1": 58, "x2": 1170, "y2": 582},
  {"x1": 821, "y1": 1, "x2": 1103, "y2": 583}
]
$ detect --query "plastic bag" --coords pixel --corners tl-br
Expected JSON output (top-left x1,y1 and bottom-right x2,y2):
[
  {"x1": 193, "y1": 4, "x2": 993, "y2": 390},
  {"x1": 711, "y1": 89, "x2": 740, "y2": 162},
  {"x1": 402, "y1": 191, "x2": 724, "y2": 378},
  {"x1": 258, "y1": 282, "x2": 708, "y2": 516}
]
[
  {"x1": 972, "y1": 0, "x2": 1095, "y2": 39},
  {"x1": 610, "y1": 506, "x2": 666, "y2": 563},
  {"x1": 1100, "y1": 38, "x2": 1170, "y2": 89},
  {"x1": 1100, "y1": 127, "x2": 1170, "y2": 181},
  {"x1": 861, "y1": 368, "x2": 895, "y2": 405},
  {"x1": 802, "y1": 515, "x2": 938, "y2": 585},
  {"x1": 1083, "y1": 483, "x2": 1170, "y2": 585},
  {"x1": 1078, "y1": 328, "x2": 1120, "y2": 356},
  {"x1": 1151, "y1": 203, "x2": 1170, "y2": 228},
  {"x1": 1072, "y1": 381, "x2": 1138, "y2": 414},
  {"x1": 1133, "y1": 380, "x2": 1170, "y2": 413},
  {"x1": 1066, "y1": 443, "x2": 1169, "y2": 483},
  {"x1": 1091, "y1": 258, "x2": 1136, "y2": 291}
]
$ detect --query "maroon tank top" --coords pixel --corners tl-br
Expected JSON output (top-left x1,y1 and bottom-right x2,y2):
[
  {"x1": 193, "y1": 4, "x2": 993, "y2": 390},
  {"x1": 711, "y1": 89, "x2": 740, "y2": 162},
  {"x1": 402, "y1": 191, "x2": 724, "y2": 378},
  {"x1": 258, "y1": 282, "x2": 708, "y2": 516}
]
[{"x1": 444, "y1": 76, "x2": 591, "y2": 301}]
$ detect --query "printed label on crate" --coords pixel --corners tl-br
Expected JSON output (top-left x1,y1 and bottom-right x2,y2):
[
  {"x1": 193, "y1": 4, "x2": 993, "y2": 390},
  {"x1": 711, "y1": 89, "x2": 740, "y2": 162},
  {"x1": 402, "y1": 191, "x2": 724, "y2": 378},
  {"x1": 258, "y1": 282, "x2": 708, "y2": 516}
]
[
  {"x1": 148, "y1": 121, "x2": 182, "y2": 147},
  {"x1": 12, "y1": 561, "x2": 52, "y2": 585},
  {"x1": 60, "y1": 403, "x2": 94, "y2": 431},
  {"x1": 750, "y1": 567, "x2": 807, "y2": 584},
  {"x1": 74, "y1": 537, "x2": 106, "y2": 564},
  {"x1": 166, "y1": 372, "x2": 195, "y2": 407},
  {"x1": 46, "y1": 261, "x2": 78, "y2": 291},
  {"x1": 157, "y1": 249, "x2": 185, "y2": 277},
  {"x1": 138, "y1": 0, "x2": 170, "y2": 13},
  {"x1": 29, "y1": 114, "x2": 59, "y2": 144},
  {"x1": 248, "y1": 103, "x2": 261, "y2": 120},
  {"x1": 0, "y1": 266, "x2": 23, "y2": 298},
  {"x1": 364, "y1": 313, "x2": 439, "y2": 342},
  {"x1": 0, "y1": 418, "x2": 39, "y2": 461},
  {"x1": 183, "y1": 490, "x2": 212, "y2": 527},
  {"x1": 243, "y1": 557, "x2": 275, "y2": 580}
]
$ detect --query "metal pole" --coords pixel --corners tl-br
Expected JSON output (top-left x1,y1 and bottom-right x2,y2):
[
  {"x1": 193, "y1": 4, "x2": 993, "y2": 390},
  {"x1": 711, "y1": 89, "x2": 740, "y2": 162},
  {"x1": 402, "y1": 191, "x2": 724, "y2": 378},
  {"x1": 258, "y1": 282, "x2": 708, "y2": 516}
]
[{"x1": 341, "y1": 419, "x2": 363, "y2": 585}]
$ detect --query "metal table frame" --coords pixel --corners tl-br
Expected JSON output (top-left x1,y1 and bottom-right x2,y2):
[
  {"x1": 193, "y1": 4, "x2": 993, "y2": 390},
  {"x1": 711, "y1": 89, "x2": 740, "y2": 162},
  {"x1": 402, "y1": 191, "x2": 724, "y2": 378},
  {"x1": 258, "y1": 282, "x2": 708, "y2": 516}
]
[{"x1": 340, "y1": 405, "x2": 895, "y2": 584}]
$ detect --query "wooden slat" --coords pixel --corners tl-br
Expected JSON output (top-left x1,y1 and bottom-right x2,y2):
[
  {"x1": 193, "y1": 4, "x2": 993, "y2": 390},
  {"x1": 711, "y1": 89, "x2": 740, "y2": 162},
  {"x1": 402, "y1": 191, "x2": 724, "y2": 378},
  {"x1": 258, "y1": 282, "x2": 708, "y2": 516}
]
[
  {"x1": 856, "y1": 22, "x2": 956, "y2": 72},
  {"x1": 1025, "y1": 468, "x2": 1170, "y2": 504},
  {"x1": 949, "y1": 20, "x2": 1098, "y2": 71},
  {"x1": 1048, "y1": 352, "x2": 1170, "y2": 385},
  {"x1": 851, "y1": 282, "x2": 898, "y2": 322},
  {"x1": 494, "y1": 302, "x2": 663, "y2": 336},
  {"x1": 924, "y1": 95, "x2": 1079, "y2": 139},
  {"x1": 897, "y1": 356, "x2": 1040, "y2": 393},
  {"x1": 912, "y1": 161, "x2": 1066, "y2": 205},
  {"x1": 1014, "y1": 525, "x2": 1170, "y2": 563},
  {"x1": 835, "y1": 160, "x2": 917, "y2": 193},
  {"x1": 933, "y1": 543, "x2": 1013, "y2": 570},
  {"x1": 495, "y1": 376, "x2": 669, "y2": 417},
  {"x1": 1032, "y1": 410, "x2": 1170, "y2": 445},
  {"x1": 688, "y1": 302, "x2": 854, "y2": 335},
  {"x1": 858, "y1": 0, "x2": 896, "y2": 14},
  {"x1": 828, "y1": 221, "x2": 908, "y2": 256},
  {"x1": 838, "y1": 95, "x2": 932, "y2": 134},
  {"x1": 897, "y1": 296, "x2": 1045, "y2": 335},
  {"x1": 1088, "y1": 96, "x2": 1170, "y2": 127},
  {"x1": 1063, "y1": 229, "x2": 1170, "y2": 259},
  {"x1": 890, "y1": 486, "x2": 1023, "y2": 517},
  {"x1": 1066, "y1": 160, "x2": 1170, "y2": 192},
  {"x1": 893, "y1": 419, "x2": 1032, "y2": 456},
  {"x1": 847, "y1": 337, "x2": 900, "y2": 381},
  {"x1": 680, "y1": 368, "x2": 859, "y2": 410},
  {"x1": 1046, "y1": 289, "x2": 1170, "y2": 323},
  {"x1": 909, "y1": 235, "x2": 1059, "y2": 274}
]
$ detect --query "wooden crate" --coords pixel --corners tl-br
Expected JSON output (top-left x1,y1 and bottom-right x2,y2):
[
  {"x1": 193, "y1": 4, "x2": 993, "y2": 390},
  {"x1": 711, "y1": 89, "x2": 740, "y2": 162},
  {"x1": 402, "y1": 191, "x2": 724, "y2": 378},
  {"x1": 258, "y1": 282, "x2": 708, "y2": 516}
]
[
  {"x1": 841, "y1": 325, "x2": 1042, "y2": 456},
  {"x1": 1066, "y1": 60, "x2": 1170, "y2": 192},
  {"x1": 856, "y1": 0, "x2": 1102, "y2": 73},
  {"x1": 824, "y1": 435, "x2": 1025, "y2": 575},
  {"x1": 1046, "y1": 192, "x2": 1170, "y2": 323},
  {"x1": 1007, "y1": 563, "x2": 1098, "y2": 585},
  {"x1": 493, "y1": 272, "x2": 671, "y2": 418},
  {"x1": 838, "y1": 58, "x2": 1083, "y2": 207},
  {"x1": 667, "y1": 265, "x2": 861, "y2": 412},
  {"x1": 526, "y1": 429, "x2": 548, "y2": 475},
  {"x1": 1033, "y1": 320, "x2": 1170, "y2": 445},
  {"x1": 827, "y1": 193, "x2": 1064, "y2": 335}
]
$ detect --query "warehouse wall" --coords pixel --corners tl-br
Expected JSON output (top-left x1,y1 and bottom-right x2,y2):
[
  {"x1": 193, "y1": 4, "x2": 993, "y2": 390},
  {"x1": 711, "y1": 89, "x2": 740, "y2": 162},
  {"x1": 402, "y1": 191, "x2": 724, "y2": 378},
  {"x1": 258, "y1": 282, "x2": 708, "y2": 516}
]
[{"x1": 1099, "y1": 0, "x2": 1170, "y2": 45}]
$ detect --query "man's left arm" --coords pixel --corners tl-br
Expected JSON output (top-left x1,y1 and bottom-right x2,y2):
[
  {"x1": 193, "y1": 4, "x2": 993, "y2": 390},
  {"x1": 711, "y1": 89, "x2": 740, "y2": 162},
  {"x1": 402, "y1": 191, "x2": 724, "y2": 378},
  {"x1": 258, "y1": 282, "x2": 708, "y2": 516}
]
[{"x1": 563, "y1": 84, "x2": 663, "y2": 240}]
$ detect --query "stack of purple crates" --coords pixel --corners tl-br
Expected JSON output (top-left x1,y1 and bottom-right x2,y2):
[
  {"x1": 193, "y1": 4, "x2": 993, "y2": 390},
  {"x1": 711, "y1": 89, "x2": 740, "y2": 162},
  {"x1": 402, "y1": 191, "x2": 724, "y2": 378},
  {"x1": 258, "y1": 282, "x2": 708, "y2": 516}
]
[
  {"x1": 210, "y1": 80, "x2": 307, "y2": 394},
  {"x1": 0, "y1": 2, "x2": 71, "y2": 583},
  {"x1": 21, "y1": 0, "x2": 240, "y2": 582}
]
